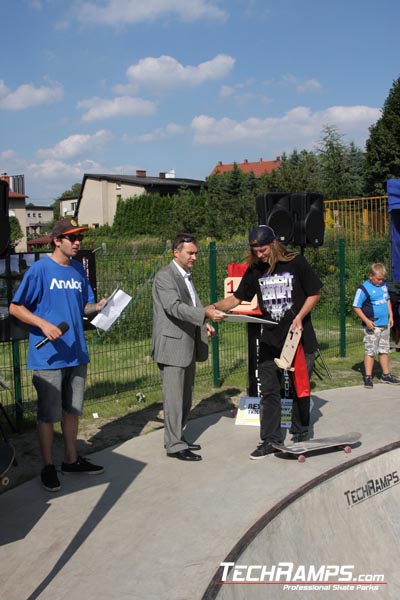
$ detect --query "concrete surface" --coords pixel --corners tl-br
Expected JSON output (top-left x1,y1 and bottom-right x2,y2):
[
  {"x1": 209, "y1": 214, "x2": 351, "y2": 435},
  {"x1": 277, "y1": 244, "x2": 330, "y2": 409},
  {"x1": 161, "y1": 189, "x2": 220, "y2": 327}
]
[
  {"x1": 0, "y1": 384, "x2": 399, "y2": 600},
  {"x1": 207, "y1": 445, "x2": 400, "y2": 600}
]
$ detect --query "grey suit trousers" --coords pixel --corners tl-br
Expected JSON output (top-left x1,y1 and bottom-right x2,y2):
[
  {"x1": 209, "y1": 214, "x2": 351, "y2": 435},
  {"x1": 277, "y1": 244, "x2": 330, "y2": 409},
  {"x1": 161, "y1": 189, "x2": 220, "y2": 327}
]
[{"x1": 159, "y1": 352, "x2": 196, "y2": 453}]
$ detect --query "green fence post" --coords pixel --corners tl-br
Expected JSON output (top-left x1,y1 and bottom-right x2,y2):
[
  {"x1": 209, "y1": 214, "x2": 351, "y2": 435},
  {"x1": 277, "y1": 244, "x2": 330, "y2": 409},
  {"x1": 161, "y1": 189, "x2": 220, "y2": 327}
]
[
  {"x1": 339, "y1": 238, "x2": 346, "y2": 357},
  {"x1": 12, "y1": 340, "x2": 23, "y2": 431},
  {"x1": 208, "y1": 241, "x2": 220, "y2": 387}
]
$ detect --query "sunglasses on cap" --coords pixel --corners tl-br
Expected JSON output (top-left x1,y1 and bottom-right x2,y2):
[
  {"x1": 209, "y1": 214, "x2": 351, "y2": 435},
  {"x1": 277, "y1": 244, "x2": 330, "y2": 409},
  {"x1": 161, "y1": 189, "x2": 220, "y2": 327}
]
[{"x1": 59, "y1": 234, "x2": 84, "y2": 243}]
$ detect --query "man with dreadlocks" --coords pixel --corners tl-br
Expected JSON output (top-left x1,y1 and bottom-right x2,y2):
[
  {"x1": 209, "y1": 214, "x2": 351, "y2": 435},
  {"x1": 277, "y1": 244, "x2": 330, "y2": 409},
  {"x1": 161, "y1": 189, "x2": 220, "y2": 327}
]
[{"x1": 212, "y1": 225, "x2": 322, "y2": 459}]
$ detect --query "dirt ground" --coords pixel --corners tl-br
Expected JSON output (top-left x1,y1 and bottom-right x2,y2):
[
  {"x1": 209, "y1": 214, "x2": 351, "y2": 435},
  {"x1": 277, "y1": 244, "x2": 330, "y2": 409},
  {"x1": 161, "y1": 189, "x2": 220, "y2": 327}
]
[{"x1": 1, "y1": 387, "x2": 241, "y2": 493}]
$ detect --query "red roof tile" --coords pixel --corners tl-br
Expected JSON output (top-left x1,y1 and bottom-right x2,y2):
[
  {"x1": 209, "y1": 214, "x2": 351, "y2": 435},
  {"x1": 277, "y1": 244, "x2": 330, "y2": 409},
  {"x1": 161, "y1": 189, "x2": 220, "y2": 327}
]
[{"x1": 211, "y1": 157, "x2": 281, "y2": 177}]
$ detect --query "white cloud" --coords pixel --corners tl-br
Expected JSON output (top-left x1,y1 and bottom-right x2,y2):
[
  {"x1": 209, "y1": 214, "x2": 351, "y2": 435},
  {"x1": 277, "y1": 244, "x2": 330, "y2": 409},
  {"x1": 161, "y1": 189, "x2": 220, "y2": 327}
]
[
  {"x1": 77, "y1": 96, "x2": 156, "y2": 121},
  {"x1": 219, "y1": 85, "x2": 235, "y2": 97},
  {"x1": 265, "y1": 74, "x2": 323, "y2": 95},
  {"x1": 75, "y1": 0, "x2": 227, "y2": 25},
  {"x1": 165, "y1": 122, "x2": 185, "y2": 135},
  {"x1": 119, "y1": 54, "x2": 235, "y2": 93},
  {"x1": 132, "y1": 131, "x2": 165, "y2": 143},
  {"x1": 36, "y1": 130, "x2": 113, "y2": 160},
  {"x1": 0, "y1": 80, "x2": 63, "y2": 110},
  {"x1": 122, "y1": 121, "x2": 185, "y2": 143},
  {"x1": 27, "y1": 159, "x2": 107, "y2": 188},
  {"x1": 296, "y1": 78, "x2": 323, "y2": 94},
  {"x1": 0, "y1": 150, "x2": 28, "y2": 176},
  {"x1": 0, "y1": 149, "x2": 18, "y2": 161},
  {"x1": 191, "y1": 105, "x2": 381, "y2": 149},
  {"x1": 218, "y1": 79, "x2": 271, "y2": 105}
]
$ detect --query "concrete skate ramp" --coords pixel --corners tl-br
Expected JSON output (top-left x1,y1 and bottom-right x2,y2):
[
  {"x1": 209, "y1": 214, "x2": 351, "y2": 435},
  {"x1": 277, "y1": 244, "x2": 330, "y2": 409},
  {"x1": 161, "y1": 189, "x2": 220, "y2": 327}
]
[{"x1": 203, "y1": 442, "x2": 400, "y2": 600}]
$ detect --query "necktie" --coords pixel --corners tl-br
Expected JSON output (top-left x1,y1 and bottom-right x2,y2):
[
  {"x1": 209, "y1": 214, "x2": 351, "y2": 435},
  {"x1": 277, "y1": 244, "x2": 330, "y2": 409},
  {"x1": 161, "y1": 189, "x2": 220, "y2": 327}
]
[{"x1": 186, "y1": 273, "x2": 197, "y2": 306}]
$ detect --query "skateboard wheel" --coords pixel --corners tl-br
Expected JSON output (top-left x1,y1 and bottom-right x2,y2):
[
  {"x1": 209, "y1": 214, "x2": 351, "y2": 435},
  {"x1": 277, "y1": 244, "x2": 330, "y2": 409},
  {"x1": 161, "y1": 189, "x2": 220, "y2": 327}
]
[
  {"x1": 298, "y1": 455, "x2": 306, "y2": 463},
  {"x1": 1, "y1": 476, "x2": 9, "y2": 486},
  {"x1": 344, "y1": 446, "x2": 352, "y2": 454}
]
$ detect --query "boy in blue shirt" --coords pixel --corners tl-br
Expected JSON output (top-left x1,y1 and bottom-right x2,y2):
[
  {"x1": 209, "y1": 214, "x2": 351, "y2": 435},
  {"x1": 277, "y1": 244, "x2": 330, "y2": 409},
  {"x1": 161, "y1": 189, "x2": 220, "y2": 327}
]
[
  {"x1": 353, "y1": 263, "x2": 400, "y2": 388},
  {"x1": 10, "y1": 218, "x2": 106, "y2": 491}
]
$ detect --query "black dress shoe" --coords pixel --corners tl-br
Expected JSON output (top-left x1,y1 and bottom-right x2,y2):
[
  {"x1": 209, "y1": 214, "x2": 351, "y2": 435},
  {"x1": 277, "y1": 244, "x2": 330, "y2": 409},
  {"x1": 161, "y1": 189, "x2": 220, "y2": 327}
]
[
  {"x1": 181, "y1": 438, "x2": 202, "y2": 451},
  {"x1": 167, "y1": 449, "x2": 202, "y2": 461}
]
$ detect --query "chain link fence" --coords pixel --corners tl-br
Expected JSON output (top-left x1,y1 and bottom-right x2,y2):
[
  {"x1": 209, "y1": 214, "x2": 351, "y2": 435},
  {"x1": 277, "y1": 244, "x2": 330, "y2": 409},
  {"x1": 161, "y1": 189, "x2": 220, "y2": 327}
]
[{"x1": 0, "y1": 236, "x2": 392, "y2": 427}]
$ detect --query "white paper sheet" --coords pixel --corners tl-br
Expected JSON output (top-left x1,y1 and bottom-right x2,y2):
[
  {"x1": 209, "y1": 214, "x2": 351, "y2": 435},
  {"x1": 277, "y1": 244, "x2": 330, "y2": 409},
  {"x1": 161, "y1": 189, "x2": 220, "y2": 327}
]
[
  {"x1": 91, "y1": 288, "x2": 132, "y2": 331},
  {"x1": 222, "y1": 312, "x2": 277, "y2": 325}
]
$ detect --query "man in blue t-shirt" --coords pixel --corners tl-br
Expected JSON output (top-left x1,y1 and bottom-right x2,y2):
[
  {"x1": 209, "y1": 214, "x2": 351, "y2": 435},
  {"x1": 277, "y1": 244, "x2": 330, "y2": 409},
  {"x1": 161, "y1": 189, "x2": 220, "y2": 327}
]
[
  {"x1": 353, "y1": 262, "x2": 400, "y2": 389},
  {"x1": 10, "y1": 218, "x2": 106, "y2": 491}
]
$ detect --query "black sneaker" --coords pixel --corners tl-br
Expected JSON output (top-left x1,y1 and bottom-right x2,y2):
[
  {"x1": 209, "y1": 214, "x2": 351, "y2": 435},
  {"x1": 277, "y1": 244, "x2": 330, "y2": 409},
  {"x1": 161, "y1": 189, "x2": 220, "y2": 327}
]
[
  {"x1": 61, "y1": 455, "x2": 104, "y2": 475},
  {"x1": 381, "y1": 373, "x2": 400, "y2": 385},
  {"x1": 249, "y1": 441, "x2": 276, "y2": 460},
  {"x1": 364, "y1": 375, "x2": 373, "y2": 389},
  {"x1": 41, "y1": 464, "x2": 61, "y2": 492}
]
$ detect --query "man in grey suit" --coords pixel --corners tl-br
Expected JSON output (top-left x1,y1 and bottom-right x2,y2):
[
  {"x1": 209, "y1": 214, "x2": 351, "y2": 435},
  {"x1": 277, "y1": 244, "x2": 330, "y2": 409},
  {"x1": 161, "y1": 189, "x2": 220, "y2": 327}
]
[{"x1": 152, "y1": 233, "x2": 225, "y2": 461}]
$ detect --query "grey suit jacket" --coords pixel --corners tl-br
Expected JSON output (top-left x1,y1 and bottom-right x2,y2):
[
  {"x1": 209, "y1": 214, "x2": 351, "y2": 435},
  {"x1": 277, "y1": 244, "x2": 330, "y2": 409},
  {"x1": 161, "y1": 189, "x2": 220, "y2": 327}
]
[{"x1": 152, "y1": 261, "x2": 209, "y2": 367}]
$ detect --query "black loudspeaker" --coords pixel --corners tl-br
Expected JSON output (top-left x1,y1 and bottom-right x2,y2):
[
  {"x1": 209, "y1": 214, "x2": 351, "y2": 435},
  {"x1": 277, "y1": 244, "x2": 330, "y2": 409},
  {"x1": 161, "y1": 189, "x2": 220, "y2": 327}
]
[
  {"x1": 0, "y1": 180, "x2": 10, "y2": 257},
  {"x1": 256, "y1": 191, "x2": 324, "y2": 247},
  {"x1": 256, "y1": 192, "x2": 293, "y2": 244},
  {"x1": 291, "y1": 192, "x2": 324, "y2": 247}
]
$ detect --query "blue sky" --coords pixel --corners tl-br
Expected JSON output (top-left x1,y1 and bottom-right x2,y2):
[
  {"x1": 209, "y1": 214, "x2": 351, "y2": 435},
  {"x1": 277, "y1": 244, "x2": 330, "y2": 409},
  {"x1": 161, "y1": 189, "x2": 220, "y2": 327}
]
[{"x1": 1, "y1": 0, "x2": 399, "y2": 206}]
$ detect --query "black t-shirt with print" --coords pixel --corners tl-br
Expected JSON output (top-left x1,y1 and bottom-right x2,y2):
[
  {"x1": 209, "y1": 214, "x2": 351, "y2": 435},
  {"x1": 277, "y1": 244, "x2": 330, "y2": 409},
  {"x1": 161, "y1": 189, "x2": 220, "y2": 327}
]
[{"x1": 234, "y1": 254, "x2": 323, "y2": 357}]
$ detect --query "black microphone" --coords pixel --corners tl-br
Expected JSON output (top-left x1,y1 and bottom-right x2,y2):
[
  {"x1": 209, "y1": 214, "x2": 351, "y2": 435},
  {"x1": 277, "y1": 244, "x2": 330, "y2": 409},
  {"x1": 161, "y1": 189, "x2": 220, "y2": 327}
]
[{"x1": 35, "y1": 322, "x2": 69, "y2": 350}]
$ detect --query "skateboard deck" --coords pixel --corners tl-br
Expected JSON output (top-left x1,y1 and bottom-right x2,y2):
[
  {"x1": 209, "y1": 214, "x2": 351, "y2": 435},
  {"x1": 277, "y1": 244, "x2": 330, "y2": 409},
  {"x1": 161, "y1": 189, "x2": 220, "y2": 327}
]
[
  {"x1": 274, "y1": 328, "x2": 302, "y2": 370},
  {"x1": 271, "y1": 432, "x2": 361, "y2": 462},
  {"x1": 0, "y1": 441, "x2": 16, "y2": 487}
]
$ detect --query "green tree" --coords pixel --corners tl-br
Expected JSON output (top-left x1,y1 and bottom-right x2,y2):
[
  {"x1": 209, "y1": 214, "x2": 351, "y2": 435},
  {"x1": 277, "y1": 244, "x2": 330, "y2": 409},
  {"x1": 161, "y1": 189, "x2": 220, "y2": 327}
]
[
  {"x1": 315, "y1": 125, "x2": 363, "y2": 199},
  {"x1": 363, "y1": 76, "x2": 400, "y2": 195},
  {"x1": 265, "y1": 150, "x2": 320, "y2": 193},
  {"x1": 205, "y1": 165, "x2": 258, "y2": 238},
  {"x1": 346, "y1": 142, "x2": 365, "y2": 197},
  {"x1": 9, "y1": 216, "x2": 23, "y2": 250}
]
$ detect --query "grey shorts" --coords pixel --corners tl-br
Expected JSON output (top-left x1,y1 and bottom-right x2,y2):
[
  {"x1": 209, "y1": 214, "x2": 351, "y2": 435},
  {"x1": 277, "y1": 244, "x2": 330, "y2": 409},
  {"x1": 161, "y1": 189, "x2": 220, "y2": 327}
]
[
  {"x1": 363, "y1": 326, "x2": 390, "y2": 356},
  {"x1": 32, "y1": 364, "x2": 87, "y2": 424}
]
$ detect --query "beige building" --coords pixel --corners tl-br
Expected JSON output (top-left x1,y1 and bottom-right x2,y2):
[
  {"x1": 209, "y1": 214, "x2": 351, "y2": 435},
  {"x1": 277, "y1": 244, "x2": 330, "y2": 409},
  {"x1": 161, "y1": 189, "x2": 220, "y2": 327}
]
[
  {"x1": 60, "y1": 197, "x2": 78, "y2": 219},
  {"x1": 26, "y1": 206, "x2": 53, "y2": 237},
  {"x1": 76, "y1": 171, "x2": 206, "y2": 228},
  {"x1": 1, "y1": 173, "x2": 28, "y2": 253}
]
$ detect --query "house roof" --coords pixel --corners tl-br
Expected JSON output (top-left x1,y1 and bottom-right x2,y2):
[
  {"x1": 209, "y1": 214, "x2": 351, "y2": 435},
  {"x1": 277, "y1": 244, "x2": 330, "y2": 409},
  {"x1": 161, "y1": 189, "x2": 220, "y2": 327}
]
[
  {"x1": 9, "y1": 190, "x2": 28, "y2": 199},
  {"x1": 27, "y1": 235, "x2": 51, "y2": 248},
  {"x1": 26, "y1": 205, "x2": 53, "y2": 210},
  {"x1": 210, "y1": 157, "x2": 281, "y2": 177}
]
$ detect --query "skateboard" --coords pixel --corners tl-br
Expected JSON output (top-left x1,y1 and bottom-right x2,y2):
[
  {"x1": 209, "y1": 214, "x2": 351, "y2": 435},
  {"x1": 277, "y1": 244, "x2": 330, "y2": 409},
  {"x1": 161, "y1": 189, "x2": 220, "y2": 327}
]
[
  {"x1": 271, "y1": 432, "x2": 362, "y2": 462},
  {"x1": 274, "y1": 328, "x2": 302, "y2": 370},
  {"x1": 0, "y1": 441, "x2": 16, "y2": 487}
]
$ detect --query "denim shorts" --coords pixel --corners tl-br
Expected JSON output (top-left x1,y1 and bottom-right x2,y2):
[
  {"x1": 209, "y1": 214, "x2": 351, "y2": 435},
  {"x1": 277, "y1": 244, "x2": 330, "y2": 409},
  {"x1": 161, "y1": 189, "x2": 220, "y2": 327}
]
[
  {"x1": 32, "y1": 364, "x2": 87, "y2": 424},
  {"x1": 363, "y1": 326, "x2": 390, "y2": 356}
]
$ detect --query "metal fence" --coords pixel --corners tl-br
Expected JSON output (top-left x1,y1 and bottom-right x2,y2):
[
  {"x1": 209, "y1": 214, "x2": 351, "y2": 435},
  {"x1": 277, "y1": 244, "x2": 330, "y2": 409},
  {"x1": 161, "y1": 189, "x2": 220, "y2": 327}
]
[
  {"x1": 0, "y1": 234, "x2": 392, "y2": 429},
  {"x1": 324, "y1": 195, "x2": 388, "y2": 242}
]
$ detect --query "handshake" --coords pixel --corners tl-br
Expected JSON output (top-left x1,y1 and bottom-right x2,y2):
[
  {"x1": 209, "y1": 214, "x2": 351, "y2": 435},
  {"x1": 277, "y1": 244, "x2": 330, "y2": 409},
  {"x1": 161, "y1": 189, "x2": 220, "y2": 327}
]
[{"x1": 205, "y1": 305, "x2": 226, "y2": 322}]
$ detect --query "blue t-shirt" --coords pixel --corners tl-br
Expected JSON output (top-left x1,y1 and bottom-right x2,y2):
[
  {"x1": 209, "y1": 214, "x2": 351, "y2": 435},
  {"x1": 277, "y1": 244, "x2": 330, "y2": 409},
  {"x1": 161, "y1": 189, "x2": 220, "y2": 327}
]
[
  {"x1": 352, "y1": 279, "x2": 390, "y2": 326},
  {"x1": 12, "y1": 256, "x2": 95, "y2": 370}
]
